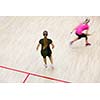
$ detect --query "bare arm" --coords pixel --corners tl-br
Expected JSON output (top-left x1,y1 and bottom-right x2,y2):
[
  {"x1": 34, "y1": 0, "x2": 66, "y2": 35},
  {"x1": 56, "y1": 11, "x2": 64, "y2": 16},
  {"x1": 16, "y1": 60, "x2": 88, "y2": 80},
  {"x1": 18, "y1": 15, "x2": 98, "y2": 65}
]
[
  {"x1": 36, "y1": 43, "x2": 40, "y2": 51},
  {"x1": 71, "y1": 28, "x2": 75, "y2": 34},
  {"x1": 51, "y1": 43, "x2": 55, "y2": 49},
  {"x1": 85, "y1": 29, "x2": 89, "y2": 35}
]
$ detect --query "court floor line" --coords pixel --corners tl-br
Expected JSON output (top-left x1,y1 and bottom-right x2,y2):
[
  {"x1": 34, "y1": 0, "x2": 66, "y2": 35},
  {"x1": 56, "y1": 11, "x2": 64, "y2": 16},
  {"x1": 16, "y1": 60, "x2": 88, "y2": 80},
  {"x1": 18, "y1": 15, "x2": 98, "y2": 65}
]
[
  {"x1": 0, "y1": 66, "x2": 70, "y2": 83},
  {"x1": 23, "y1": 73, "x2": 30, "y2": 83}
]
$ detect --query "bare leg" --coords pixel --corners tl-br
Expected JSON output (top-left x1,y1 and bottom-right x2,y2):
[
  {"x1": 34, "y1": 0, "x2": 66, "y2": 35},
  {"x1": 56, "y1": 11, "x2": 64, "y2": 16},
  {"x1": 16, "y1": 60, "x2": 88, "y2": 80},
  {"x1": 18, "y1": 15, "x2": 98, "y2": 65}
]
[
  {"x1": 49, "y1": 55, "x2": 53, "y2": 64},
  {"x1": 85, "y1": 39, "x2": 88, "y2": 44},
  {"x1": 43, "y1": 58, "x2": 47, "y2": 68},
  {"x1": 85, "y1": 36, "x2": 91, "y2": 46},
  {"x1": 70, "y1": 37, "x2": 79, "y2": 45},
  {"x1": 49, "y1": 55, "x2": 54, "y2": 69}
]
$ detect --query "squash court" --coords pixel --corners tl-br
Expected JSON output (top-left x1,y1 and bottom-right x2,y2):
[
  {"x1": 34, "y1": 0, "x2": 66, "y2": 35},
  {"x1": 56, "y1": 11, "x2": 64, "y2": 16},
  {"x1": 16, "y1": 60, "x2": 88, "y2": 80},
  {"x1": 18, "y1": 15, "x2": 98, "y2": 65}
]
[{"x1": 0, "y1": 16, "x2": 100, "y2": 83}]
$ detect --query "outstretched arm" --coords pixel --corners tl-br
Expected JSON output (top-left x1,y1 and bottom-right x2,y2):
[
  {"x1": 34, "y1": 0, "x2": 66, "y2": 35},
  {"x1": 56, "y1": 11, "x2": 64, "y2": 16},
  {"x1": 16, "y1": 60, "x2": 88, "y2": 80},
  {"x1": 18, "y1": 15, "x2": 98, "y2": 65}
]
[
  {"x1": 85, "y1": 29, "x2": 89, "y2": 35},
  {"x1": 36, "y1": 43, "x2": 40, "y2": 51},
  {"x1": 71, "y1": 28, "x2": 75, "y2": 34}
]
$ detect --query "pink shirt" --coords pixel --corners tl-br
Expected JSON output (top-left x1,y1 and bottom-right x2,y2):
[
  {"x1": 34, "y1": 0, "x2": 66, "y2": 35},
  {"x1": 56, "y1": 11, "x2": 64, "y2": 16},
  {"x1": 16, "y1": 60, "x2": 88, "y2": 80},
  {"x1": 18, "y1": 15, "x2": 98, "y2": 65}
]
[{"x1": 75, "y1": 23, "x2": 89, "y2": 35}]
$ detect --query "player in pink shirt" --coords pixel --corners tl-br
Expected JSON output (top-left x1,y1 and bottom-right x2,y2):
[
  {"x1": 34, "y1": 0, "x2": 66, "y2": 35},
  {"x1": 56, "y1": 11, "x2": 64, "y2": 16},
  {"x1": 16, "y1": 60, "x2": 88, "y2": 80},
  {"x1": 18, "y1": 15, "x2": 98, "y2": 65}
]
[{"x1": 70, "y1": 18, "x2": 91, "y2": 46}]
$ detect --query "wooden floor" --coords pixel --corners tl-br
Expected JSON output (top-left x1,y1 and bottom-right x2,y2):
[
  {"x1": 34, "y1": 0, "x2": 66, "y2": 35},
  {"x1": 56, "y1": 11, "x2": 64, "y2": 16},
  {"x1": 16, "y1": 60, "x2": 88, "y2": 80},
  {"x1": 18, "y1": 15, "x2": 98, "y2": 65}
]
[{"x1": 0, "y1": 16, "x2": 100, "y2": 83}]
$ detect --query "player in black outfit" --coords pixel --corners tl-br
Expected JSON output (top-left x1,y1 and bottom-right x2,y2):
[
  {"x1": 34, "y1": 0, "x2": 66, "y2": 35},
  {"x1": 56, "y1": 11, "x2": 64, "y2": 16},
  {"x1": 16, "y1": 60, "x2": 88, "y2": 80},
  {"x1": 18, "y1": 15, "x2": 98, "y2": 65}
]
[{"x1": 36, "y1": 31, "x2": 55, "y2": 69}]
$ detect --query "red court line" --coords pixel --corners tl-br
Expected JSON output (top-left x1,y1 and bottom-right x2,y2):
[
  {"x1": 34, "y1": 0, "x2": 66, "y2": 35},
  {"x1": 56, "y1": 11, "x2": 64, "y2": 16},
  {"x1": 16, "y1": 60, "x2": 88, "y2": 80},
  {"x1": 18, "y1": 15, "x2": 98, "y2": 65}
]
[
  {"x1": 30, "y1": 73, "x2": 70, "y2": 83},
  {"x1": 23, "y1": 73, "x2": 30, "y2": 83},
  {"x1": 0, "y1": 66, "x2": 28, "y2": 74},
  {"x1": 0, "y1": 66, "x2": 70, "y2": 83}
]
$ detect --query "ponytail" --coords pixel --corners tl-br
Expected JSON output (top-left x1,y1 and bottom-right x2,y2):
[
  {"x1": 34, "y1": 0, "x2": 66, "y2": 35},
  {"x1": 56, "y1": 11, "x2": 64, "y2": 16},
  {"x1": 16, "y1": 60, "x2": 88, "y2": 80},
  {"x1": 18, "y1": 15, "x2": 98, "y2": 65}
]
[
  {"x1": 43, "y1": 30, "x2": 48, "y2": 49},
  {"x1": 43, "y1": 37, "x2": 48, "y2": 49}
]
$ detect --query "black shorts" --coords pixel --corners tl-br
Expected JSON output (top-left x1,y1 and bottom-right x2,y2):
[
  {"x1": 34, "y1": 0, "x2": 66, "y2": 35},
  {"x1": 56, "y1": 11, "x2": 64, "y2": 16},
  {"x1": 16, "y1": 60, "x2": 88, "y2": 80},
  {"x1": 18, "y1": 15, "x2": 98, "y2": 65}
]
[
  {"x1": 41, "y1": 49, "x2": 52, "y2": 58},
  {"x1": 76, "y1": 33, "x2": 87, "y2": 39}
]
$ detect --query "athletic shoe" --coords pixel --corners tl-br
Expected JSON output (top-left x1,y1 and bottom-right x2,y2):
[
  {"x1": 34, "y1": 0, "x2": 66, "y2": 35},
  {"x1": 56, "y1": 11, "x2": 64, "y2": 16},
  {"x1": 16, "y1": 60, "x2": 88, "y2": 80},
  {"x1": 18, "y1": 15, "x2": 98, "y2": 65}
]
[
  {"x1": 44, "y1": 64, "x2": 48, "y2": 68},
  {"x1": 50, "y1": 64, "x2": 54, "y2": 70},
  {"x1": 86, "y1": 43, "x2": 91, "y2": 46},
  {"x1": 70, "y1": 41, "x2": 73, "y2": 45}
]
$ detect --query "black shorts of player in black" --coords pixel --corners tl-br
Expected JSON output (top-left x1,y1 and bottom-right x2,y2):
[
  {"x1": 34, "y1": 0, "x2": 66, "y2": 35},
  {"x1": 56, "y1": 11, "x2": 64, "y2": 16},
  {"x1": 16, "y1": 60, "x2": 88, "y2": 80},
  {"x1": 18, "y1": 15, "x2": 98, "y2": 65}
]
[
  {"x1": 39, "y1": 39, "x2": 52, "y2": 58},
  {"x1": 76, "y1": 33, "x2": 88, "y2": 40}
]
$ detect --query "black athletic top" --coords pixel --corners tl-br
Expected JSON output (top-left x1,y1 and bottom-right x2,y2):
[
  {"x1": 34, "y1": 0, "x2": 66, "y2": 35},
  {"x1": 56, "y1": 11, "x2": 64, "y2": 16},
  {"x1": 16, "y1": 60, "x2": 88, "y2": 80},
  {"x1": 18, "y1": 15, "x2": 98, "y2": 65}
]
[{"x1": 39, "y1": 38, "x2": 52, "y2": 51}]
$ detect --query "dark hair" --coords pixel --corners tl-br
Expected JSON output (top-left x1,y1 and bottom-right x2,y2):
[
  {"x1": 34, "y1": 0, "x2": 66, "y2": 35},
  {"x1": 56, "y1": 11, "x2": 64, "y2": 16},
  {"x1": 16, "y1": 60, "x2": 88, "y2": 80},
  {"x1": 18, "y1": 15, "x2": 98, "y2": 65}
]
[{"x1": 43, "y1": 30, "x2": 48, "y2": 36}]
